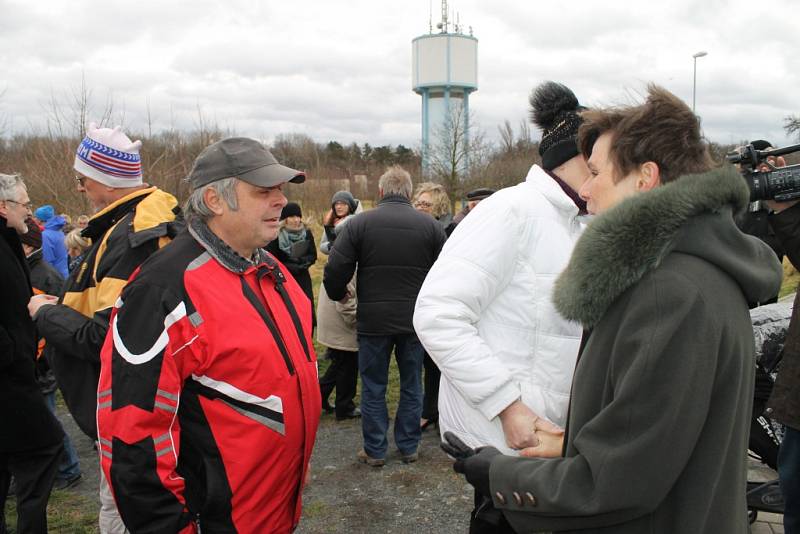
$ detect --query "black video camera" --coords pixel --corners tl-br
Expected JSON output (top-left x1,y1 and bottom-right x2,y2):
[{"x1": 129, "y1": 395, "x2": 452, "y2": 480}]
[{"x1": 727, "y1": 143, "x2": 800, "y2": 202}]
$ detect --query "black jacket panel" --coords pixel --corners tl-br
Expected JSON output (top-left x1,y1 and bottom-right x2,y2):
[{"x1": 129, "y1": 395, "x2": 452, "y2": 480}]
[
  {"x1": 767, "y1": 202, "x2": 800, "y2": 428},
  {"x1": 0, "y1": 217, "x2": 63, "y2": 453},
  {"x1": 323, "y1": 195, "x2": 446, "y2": 335}
]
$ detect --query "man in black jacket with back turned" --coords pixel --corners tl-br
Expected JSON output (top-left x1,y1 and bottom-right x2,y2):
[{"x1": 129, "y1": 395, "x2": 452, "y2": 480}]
[
  {"x1": 324, "y1": 165, "x2": 446, "y2": 466},
  {"x1": 0, "y1": 173, "x2": 63, "y2": 534}
]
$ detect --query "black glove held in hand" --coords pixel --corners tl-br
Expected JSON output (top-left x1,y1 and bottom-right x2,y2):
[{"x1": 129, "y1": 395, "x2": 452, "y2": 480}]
[
  {"x1": 459, "y1": 446, "x2": 501, "y2": 497},
  {"x1": 441, "y1": 431, "x2": 475, "y2": 460},
  {"x1": 441, "y1": 432, "x2": 501, "y2": 498}
]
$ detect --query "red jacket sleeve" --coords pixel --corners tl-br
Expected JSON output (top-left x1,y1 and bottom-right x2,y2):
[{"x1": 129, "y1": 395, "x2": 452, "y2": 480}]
[{"x1": 97, "y1": 279, "x2": 201, "y2": 534}]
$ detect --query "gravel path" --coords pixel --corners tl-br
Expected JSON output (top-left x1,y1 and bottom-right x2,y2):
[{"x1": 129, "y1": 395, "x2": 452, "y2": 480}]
[
  {"x1": 297, "y1": 414, "x2": 472, "y2": 533},
  {"x1": 59, "y1": 404, "x2": 782, "y2": 533},
  {"x1": 58, "y1": 404, "x2": 473, "y2": 533}
]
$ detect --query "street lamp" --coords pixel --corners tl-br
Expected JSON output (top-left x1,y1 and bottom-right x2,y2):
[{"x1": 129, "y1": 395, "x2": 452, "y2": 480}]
[{"x1": 692, "y1": 51, "x2": 708, "y2": 114}]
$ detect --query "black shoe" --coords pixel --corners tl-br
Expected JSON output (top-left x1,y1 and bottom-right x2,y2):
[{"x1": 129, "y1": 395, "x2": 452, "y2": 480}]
[
  {"x1": 420, "y1": 418, "x2": 438, "y2": 432},
  {"x1": 321, "y1": 388, "x2": 334, "y2": 413},
  {"x1": 53, "y1": 474, "x2": 82, "y2": 491},
  {"x1": 336, "y1": 407, "x2": 362, "y2": 421}
]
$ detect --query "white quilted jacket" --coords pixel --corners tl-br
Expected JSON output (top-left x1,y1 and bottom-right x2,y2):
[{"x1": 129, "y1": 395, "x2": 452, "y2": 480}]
[{"x1": 413, "y1": 165, "x2": 584, "y2": 454}]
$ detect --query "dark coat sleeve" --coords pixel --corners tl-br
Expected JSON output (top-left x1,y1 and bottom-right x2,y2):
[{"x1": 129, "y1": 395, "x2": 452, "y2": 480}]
[
  {"x1": 489, "y1": 272, "x2": 724, "y2": 531},
  {"x1": 34, "y1": 299, "x2": 113, "y2": 364},
  {"x1": 767, "y1": 202, "x2": 800, "y2": 428},
  {"x1": 0, "y1": 325, "x2": 13, "y2": 369},
  {"x1": 323, "y1": 221, "x2": 358, "y2": 301},
  {"x1": 770, "y1": 202, "x2": 800, "y2": 269}
]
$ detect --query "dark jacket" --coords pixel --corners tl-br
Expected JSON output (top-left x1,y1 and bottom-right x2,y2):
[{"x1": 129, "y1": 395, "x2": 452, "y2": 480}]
[
  {"x1": 27, "y1": 248, "x2": 65, "y2": 296},
  {"x1": 42, "y1": 214, "x2": 69, "y2": 278},
  {"x1": 266, "y1": 226, "x2": 317, "y2": 318},
  {"x1": 35, "y1": 187, "x2": 181, "y2": 438},
  {"x1": 323, "y1": 194, "x2": 446, "y2": 335},
  {"x1": 27, "y1": 248, "x2": 65, "y2": 395},
  {"x1": 489, "y1": 167, "x2": 783, "y2": 534},
  {"x1": 767, "y1": 202, "x2": 800, "y2": 429},
  {"x1": 0, "y1": 216, "x2": 63, "y2": 453}
]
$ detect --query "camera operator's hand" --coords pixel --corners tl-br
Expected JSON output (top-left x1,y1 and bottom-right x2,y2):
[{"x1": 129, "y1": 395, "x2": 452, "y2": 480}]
[
  {"x1": 762, "y1": 154, "x2": 798, "y2": 213},
  {"x1": 453, "y1": 446, "x2": 502, "y2": 498}
]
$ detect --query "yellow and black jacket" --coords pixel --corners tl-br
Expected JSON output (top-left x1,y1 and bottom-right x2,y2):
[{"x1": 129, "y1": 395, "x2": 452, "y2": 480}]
[{"x1": 36, "y1": 186, "x2": 182, "y2": 438}]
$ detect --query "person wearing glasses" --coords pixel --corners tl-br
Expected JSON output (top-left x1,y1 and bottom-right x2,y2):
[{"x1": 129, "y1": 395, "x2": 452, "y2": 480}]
[
  {"x1": 0, "y1": 172, "x2": 64, "y2": 534},
  {"x1": 26, "y1": 123, "x2": 182, "y2": 534}
]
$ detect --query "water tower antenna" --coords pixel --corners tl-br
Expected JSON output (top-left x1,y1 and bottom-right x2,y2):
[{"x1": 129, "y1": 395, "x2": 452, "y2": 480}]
[{"x1": 440, "y1": 0, "x2": 449, "y2": 33}]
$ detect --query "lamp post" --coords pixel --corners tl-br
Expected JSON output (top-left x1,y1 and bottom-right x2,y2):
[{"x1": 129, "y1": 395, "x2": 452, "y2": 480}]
[{"x1": 692, "y1": 51, "x2": 708, "y2": 114}]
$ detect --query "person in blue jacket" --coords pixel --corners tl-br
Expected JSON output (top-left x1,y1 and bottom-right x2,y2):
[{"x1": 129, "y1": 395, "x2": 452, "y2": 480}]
[{"x1": 34, "y1": 204, "x2": 68, "y2": 277}]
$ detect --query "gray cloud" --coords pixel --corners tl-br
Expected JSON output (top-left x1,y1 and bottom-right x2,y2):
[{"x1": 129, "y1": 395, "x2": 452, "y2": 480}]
[{"x1": 1, "y1": 0, "x2": 798, "y2": 151}]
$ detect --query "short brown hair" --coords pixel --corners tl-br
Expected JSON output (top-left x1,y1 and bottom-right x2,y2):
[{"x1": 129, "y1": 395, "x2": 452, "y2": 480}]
[{"x1": 578, "y1": 84, "x2": 714, "y2": 183}]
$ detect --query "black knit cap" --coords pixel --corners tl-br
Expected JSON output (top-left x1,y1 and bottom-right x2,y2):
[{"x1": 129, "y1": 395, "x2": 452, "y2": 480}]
[
  {"x1": 19, "y1": 218, "x2": 42, "y2": 249},
  {"x1": 529, "y1": 81, "x2": 586, "y2": 171},
  {"x1": 280, "y1": 202, "x2": 302, "y2": 220}
]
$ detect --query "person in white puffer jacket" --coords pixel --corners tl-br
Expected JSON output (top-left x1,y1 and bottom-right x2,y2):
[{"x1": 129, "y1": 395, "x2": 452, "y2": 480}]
[
  {"x1": 414, "y1": 81, "x2": 591, "y2": 532},
  {"x1": 416, "y1": 83, "x2": 590, "y2": 448}
]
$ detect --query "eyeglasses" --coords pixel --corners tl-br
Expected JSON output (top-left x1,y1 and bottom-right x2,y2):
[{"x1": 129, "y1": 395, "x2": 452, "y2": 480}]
[
  {"x1": 4, "y1": 199, "x2": 33, "y2": 210},
  {"x1": 414, "y1": 200, "x2": 433, "y2": 208}
]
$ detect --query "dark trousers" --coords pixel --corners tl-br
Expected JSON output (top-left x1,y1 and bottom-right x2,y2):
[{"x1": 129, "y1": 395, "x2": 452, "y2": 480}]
[
  {"x1": 0, "y1": 442, "x2": 63, "y2": 534},
  {"x1": 469, "y1": 490, "x2": 516, "y2": 534},
  {"x1": 422, "y1": 353, "x2": 440, "y2": 423},
  {"x1": 780, "y1": 425, "x2": 800, "y2": 534},
  {"x1": 358, "y1": 333, "x2": 424, "y2": 458},
  {"x1": 319, "y1": 348, "x2": 358, "y2": 418}
]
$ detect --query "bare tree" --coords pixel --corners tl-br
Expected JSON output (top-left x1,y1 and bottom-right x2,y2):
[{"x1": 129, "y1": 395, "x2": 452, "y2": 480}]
[
  {"x1": 427, "y1": 100, "x2": 487, "y2": 204},
  {"x1": 786, "y1": 115, "x2": 800, "y2": 142},
  {"x1": 498, "y1": 120, "x2": 514, "y2": 155}
]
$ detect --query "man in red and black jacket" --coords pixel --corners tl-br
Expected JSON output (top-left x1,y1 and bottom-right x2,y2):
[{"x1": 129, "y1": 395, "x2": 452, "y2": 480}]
[{"x1": 97, "y1": 137, "x2": 320, "y2": 533}]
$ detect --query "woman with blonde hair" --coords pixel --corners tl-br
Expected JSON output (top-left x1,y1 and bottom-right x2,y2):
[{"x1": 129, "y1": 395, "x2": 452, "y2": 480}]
[
  {"x1": 412, "y1": 182, "x2": 454, "y2": 432},
  {"x1": 413, "y1": 182, "x2": 453, "y2": 234},
  {"x1": 64, "y1": 228, "x2": 91, "y2": 275}
]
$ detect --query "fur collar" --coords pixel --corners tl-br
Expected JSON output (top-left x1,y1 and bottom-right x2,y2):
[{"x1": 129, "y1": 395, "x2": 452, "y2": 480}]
[{"x1": 553, "y1": 166, "x2": 752, "y2": 327}]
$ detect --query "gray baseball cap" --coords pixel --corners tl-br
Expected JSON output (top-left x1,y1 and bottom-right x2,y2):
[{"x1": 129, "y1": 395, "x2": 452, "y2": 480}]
[{"x1": 187, "y1": 137, "x2": 306, "y2": 189}]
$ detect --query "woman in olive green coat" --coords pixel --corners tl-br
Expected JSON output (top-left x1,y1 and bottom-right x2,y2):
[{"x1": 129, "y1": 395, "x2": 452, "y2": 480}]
[{"x1": 451, "y1": 87, "x2": 784, "y2": 534}]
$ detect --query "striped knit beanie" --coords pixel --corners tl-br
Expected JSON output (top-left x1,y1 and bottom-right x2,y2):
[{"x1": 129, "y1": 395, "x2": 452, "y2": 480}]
[{"x1": 74, "y1": 123, "x2": 143, "y2": 188}]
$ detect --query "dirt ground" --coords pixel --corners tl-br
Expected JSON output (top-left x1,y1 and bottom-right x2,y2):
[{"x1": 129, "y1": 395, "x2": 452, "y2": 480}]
[{"x1": 54, "y1": 404, "x2": 473, "y2": 534}]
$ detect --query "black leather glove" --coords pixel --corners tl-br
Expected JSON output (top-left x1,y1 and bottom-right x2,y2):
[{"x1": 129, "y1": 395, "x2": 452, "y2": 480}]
[
  {"x1": 441, "y1": 431, "x2": 501, "y2": 498},
  {"x1": 458, "y1": 446, "x2": 501, "y2": 497},
  {"x1": 440, "y1": 431, "x2": 475, "y2": 460}
]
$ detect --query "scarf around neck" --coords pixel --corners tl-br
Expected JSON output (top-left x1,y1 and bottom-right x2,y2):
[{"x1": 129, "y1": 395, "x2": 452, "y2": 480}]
[{"x1": 278, "y1": 226, "x2": 307, "y2": 256}]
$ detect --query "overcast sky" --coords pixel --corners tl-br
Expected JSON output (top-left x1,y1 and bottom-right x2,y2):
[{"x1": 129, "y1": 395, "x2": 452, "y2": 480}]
[{"x1": 2, "y1": 0, "x2": 798, "y2": 150}]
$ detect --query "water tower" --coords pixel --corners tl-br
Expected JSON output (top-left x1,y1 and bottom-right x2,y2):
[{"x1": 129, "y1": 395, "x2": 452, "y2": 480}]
[{"x1": 412, "y1": 0, "x2": 478, "y2": 174}]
